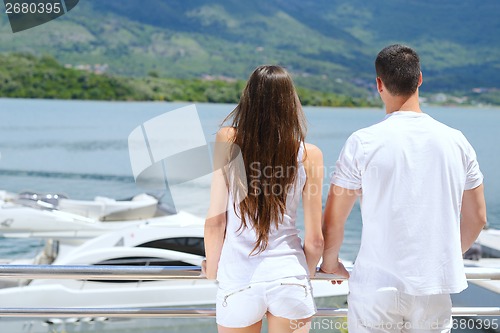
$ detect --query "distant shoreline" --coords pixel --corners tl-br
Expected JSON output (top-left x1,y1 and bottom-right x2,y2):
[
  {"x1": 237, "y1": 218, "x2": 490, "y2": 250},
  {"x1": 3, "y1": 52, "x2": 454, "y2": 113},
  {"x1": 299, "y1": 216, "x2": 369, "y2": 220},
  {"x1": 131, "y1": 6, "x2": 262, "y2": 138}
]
[
  {"x1": 1, "y1": 53, "x2": 498, "y2": 107},
  {"x1": 2, "y1": 97, "x2": 500, "y2": 111},
  {"x1": 0, "y1": 53, "x2": 380, "y2": 108}
]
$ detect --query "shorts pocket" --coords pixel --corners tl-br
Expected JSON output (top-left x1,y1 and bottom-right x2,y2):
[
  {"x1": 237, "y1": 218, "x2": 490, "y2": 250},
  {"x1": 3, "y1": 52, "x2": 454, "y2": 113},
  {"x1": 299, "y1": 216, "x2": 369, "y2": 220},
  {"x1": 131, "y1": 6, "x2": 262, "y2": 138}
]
[
  {"x1": 267, "y1": 279, "x2": 316, "y2": 320},
  {"x1": 221, "y1": 286, "x2": 251, "y2": 307},
  {"x1": 280, "y1": 282, "x2": 309, "y2": 297}
]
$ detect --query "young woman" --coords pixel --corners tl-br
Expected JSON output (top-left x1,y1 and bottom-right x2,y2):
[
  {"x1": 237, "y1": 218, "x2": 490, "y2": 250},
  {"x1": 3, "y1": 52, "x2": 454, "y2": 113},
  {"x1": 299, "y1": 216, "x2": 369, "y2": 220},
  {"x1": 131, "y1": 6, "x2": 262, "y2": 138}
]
[{"x1": 204, "y1": 65, "x2": 324, "y2": 333}]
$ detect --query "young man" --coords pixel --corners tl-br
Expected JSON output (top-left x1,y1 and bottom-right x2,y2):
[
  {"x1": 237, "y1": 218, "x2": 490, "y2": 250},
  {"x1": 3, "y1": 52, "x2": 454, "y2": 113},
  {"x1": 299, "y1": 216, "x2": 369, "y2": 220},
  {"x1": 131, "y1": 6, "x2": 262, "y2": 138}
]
[{"x1": 320, "y1": 44, "x2": 487, "y2": 332}]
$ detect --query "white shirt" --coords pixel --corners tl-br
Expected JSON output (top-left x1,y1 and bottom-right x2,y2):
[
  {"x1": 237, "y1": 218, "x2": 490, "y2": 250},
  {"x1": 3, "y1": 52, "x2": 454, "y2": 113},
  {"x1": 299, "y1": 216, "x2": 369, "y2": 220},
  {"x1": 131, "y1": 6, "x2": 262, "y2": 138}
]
[
  {"x1": 332, "y1": 111, "x2": 483, "y2": 295},
  {"x1": 217, "y1": 144, "x2": 309, "y2": 289}
]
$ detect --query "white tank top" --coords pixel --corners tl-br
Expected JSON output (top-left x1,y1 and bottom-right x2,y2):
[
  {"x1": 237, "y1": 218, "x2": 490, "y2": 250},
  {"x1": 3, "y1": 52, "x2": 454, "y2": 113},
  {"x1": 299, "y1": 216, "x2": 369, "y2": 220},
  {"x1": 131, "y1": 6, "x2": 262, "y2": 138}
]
[{"x1": 217, "y1": 143, "x2": 309, "y2": 289}]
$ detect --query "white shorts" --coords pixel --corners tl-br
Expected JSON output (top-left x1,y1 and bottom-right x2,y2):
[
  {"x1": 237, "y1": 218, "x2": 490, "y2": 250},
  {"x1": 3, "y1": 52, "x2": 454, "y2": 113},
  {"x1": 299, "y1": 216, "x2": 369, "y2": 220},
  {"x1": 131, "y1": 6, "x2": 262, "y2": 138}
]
[
  {"x1": 216, "y1": 276, "x2": 316, "y2": 328},
  {"x1": 348, "y1": 287, "x2": 452, "y2": 333}
]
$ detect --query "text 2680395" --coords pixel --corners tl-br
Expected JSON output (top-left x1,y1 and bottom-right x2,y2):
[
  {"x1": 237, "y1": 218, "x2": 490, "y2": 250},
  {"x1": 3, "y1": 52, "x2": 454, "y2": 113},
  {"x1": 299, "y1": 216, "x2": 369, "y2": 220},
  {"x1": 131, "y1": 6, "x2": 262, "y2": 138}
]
[{"x1": 5, "y1": 2, "x2": 62, "y2": 14}]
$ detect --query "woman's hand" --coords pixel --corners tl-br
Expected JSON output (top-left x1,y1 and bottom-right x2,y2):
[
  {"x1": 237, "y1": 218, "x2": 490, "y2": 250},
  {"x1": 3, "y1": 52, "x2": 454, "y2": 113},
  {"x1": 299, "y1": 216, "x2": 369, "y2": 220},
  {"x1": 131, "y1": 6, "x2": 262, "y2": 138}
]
[
  {"x1": 201, "y1": 260, "x2": 207, "y2": 277},
  {"x1": 201, "y1": 259, "x2": 218, "y2": 280},
  {"x1": 319, "y1": 259, "x2": 350, "y2": 285}
]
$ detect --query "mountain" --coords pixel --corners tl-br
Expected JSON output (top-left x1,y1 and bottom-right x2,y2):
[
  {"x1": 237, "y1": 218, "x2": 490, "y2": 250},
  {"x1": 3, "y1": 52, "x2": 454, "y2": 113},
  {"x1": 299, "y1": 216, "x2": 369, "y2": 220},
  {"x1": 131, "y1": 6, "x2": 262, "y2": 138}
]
[{"x1": 0, "y1": 0, "x2": 498, "y2": 96}]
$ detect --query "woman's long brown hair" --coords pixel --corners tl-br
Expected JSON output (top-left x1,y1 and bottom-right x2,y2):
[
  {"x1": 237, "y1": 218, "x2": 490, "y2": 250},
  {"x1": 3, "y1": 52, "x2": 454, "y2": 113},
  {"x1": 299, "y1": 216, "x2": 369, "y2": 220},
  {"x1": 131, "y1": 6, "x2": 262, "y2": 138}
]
[{"x1": 224, "y1": 65, "x2": 306, "y2": 255}]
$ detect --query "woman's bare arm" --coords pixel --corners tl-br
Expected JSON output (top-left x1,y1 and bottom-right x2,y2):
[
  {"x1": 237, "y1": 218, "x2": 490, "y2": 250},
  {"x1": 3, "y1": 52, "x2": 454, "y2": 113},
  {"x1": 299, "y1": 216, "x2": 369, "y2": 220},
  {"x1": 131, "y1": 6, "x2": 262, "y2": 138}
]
[
  {"x1": 302, "y1": 143, "x2": 324, "y2": 277},
  {"x1": 203, "y1": 128, "x2": 233, "y2": 279}
]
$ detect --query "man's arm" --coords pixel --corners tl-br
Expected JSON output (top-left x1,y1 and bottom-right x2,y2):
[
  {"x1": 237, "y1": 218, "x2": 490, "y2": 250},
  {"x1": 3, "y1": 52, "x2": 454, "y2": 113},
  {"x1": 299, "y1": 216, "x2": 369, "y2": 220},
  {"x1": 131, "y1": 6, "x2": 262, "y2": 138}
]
[
  {"x1": 320, "y1": 184, "x2": 359, "y2": 278},
  {"x1": 460, "y1": 184, "x2": 487, "y2": 254}
]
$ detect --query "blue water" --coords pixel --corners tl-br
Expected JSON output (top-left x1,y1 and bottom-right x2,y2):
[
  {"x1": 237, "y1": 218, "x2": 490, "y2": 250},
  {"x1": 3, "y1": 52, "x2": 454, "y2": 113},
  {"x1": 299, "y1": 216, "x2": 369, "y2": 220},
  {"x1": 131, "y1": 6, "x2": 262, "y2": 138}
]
[
  {"x1": 1, "y1": 99, "x2": 499, "y2": 259},
  {"x1": 0, "y1": 99, "x2": 498, "y2": 332}
]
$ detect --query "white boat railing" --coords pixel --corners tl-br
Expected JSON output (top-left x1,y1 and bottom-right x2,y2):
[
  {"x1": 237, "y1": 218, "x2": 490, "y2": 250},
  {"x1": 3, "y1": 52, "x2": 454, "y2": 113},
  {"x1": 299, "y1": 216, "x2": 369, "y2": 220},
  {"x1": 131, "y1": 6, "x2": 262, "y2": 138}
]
[
  {"x1": 1, "y1": 307, "x2": 499, "y2": 318},
  {"x1": 0, "y1": 265, "x2": 499, "y2": 318},
  {"x1": 1, "y1": 265, "x2": 498, "y2": 281}
]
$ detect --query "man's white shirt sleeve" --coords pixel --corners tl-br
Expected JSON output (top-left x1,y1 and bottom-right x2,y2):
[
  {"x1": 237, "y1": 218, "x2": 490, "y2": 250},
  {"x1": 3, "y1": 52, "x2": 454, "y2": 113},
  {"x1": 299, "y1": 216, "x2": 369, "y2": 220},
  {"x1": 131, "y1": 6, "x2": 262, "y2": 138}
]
[
  {"x1": 464, "y1": 136, "x2": 484, "y2": 190},
  {"x1": 331, "y1": 133, "x2": 363, "y2": 190}
]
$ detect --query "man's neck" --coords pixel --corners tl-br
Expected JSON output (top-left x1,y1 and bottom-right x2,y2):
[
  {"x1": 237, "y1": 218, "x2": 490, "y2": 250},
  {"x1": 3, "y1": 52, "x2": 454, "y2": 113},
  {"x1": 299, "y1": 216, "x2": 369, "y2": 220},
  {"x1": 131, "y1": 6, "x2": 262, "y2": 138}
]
[{"x1": 385, "y1": 93, "x2": 422, "y2": 114}]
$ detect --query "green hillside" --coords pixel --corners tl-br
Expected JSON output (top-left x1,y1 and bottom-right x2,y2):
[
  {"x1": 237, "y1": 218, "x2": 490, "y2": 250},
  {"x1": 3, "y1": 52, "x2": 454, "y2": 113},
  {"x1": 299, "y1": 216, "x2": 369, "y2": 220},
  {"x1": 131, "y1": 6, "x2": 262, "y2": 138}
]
[
  {"x1": 0, "y1": 0, "x2": 498, "y2": 99},
  {"x1": 0, "y1": 53, "x2": 139, "y2": 100},
  {"x1": 0, "y1": 53, "x2": 376, "y2": 106}
]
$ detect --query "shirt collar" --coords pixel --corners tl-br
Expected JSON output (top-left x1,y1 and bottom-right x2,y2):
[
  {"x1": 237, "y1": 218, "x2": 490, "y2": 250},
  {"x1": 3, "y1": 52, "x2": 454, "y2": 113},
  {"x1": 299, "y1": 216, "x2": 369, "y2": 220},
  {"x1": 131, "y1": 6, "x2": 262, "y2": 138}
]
[{"x1": 384, "y1": 111, "x2": 429, "y2": 120}]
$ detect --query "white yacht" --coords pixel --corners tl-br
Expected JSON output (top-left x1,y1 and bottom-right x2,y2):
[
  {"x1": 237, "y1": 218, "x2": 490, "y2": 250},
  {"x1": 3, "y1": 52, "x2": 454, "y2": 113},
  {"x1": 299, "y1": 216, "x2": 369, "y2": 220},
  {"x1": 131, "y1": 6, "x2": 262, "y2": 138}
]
[
  {"x1": 0, "y1": 191, "x2": 350, "y2": 332},
  {"x1": 0, "y1": 221, "x2": 349, "y2": 308},
  {"x1": 477, "y1": 228, "x2": 500, "y2": 258},
  {"x1": 0, "y1": 190, "x2": 202, "y2": 243}
]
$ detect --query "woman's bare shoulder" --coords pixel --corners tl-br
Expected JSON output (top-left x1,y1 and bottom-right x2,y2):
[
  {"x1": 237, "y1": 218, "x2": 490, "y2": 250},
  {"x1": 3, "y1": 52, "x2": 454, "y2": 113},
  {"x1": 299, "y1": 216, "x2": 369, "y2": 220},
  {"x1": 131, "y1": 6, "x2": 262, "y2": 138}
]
[
  {"x1": 216, "y1": 126, "x2": 236, "y2": 142},
  {"x1": 304, "y1": 142, "x2": 323, "y2": 161}
]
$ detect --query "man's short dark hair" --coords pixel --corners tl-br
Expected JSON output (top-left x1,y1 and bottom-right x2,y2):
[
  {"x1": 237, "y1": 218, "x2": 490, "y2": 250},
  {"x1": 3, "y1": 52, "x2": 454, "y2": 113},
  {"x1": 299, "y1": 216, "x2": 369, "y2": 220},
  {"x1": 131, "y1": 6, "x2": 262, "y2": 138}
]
[{"x1": 375, "y1": 44, "x2": 421, "y2": 96}]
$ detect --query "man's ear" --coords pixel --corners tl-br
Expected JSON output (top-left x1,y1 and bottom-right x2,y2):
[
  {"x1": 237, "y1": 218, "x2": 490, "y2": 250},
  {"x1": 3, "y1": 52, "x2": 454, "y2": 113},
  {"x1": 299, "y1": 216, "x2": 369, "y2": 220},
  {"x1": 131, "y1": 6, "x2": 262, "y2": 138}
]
[
  {"x1": 418, "y1": 72, "x2": 423, "y2": 87},
  {"x1": 376, "y1": 77, "x2": 384, "y2": 93}
]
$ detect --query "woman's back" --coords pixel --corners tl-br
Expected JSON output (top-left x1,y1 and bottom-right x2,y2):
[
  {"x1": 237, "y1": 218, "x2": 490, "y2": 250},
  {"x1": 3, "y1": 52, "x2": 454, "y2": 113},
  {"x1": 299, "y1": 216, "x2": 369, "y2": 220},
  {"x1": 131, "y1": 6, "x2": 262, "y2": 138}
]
[
  {"x1": 217, "y1": 142, "x2": 308, "y2": 289},
  {"x1": 203, "y1": 65, "x2": 324, "y2": 333}
]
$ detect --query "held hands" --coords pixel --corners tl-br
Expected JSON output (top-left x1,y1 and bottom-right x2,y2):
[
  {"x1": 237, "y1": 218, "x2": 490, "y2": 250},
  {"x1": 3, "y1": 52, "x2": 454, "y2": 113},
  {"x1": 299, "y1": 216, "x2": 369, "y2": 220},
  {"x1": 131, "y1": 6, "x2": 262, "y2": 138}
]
[{"x1": 319, "y1": 259, "x2": 350, "y2": 285}]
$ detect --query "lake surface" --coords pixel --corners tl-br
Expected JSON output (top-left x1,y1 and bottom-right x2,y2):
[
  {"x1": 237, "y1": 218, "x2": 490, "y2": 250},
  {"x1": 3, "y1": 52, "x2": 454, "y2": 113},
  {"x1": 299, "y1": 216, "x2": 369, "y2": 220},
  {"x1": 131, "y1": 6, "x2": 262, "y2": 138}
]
[{"x1": 0, "y1": 99, "x2": 498, "y2": 332}]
